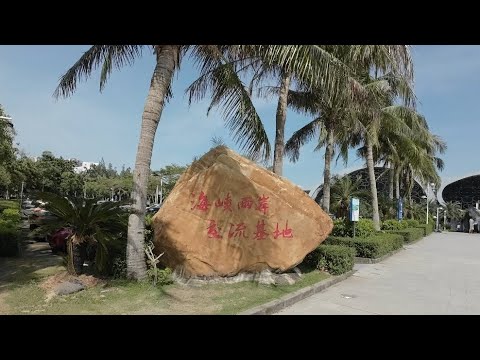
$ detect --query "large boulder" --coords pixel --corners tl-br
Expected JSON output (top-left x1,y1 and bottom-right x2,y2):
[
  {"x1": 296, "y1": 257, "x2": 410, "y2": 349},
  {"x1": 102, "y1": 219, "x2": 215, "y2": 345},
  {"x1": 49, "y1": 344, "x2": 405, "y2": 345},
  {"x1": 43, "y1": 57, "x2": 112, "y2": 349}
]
[{"x1": 152, "y1": 146, "x2": 333, "y2": 277}]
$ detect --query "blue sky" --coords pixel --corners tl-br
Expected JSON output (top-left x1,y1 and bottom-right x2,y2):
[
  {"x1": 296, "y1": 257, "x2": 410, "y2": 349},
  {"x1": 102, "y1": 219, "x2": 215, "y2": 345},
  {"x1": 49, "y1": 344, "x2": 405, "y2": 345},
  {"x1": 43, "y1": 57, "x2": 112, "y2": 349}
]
[{"x1": 0, "y1": 45, "x2": 478, "y2": 190}]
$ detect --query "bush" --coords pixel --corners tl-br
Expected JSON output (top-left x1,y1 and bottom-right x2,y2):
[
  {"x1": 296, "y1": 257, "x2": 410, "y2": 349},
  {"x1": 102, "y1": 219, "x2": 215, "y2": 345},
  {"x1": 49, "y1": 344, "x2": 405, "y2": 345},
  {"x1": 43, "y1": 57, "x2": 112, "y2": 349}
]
[
  {"x1": 146, "y1": 267, "x2": 174, "y2": 286},
  {"x1": 384, "y1": 227, "x2": 424, "y2": 243},
  {"x1": 304, "y1": 245, "x2": 354, "y2": 275},
  {"x1": 382, "y1": 219, "x2": 408, "y2": 231},
  {"x1": 331, "y1": 218, "x2": 376, "y2": 238},
  {"x1": 331, "y1": 218, "x2": 349, "y2": 237},
  {"x1": 1, "y1": 208, "x2": 21, "y2": 224},
  {"x1": 0, "y1": 200, "x2": 19, "y2": 212},
  {"x1": 404, "y1": 219, "x2": 420, "y2": 228},
  {"x1": 326, "y1": 233, "x2": 404, "y2": 259},
  {"x1": 416, "y1": 223, "x2": 434, "y2": 236},
  {"x1": 0, "y1": 226, "x2": 20, "y2": 257}
]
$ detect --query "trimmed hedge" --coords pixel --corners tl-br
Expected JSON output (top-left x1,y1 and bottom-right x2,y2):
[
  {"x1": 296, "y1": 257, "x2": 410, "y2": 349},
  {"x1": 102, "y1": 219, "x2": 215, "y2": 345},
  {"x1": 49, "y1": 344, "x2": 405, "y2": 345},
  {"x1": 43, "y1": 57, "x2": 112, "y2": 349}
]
[
  {"x1": 325, "y1": 233, "x2": 404, "y2": 259},
  {"x1": 384, "y1": 227, "x2": 424, "y2": 243},
  {"x1": 304, "y1": 245, "x2": 354, "y2": 275},
  {"x1": 0, "y1": 226, "x2": 20, "y2": 257},
  {"x1": 0, "y1": 200, "x2": 19, "y2": 212},
  {"x1": 416, "y1": 223, "x2": 434, "y2": 236},
  {"x1": 1, "y1": 208, "x2": 21, "y2": 224},
  {"x1": 404, "y1": 219, "x2": 420, "y2": 228},
  {"x1": 382, "y1": 219, "x2": 408, "y2": 231},
  {"x1": 331, "y1": 218, "x2": 376, "y2": 238}
]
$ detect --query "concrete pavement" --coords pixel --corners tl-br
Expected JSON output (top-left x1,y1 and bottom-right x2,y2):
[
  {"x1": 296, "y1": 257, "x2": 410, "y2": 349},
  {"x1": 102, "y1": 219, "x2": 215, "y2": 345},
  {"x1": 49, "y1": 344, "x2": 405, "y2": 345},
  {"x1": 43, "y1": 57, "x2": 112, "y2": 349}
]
[{"x1": 278, "y1": 231, "x2": 480, "y2": 315}]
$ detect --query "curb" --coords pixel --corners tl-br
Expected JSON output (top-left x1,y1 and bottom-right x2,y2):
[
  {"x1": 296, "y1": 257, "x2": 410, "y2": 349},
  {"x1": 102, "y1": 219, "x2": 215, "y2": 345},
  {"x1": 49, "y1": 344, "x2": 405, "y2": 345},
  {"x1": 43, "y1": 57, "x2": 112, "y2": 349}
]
[
  {"x1": 238, "y1": 269, "x2": 356, "y2": 315},
  {"x1": 354, "y1": 247, "x2": 404, "y2": 264}
]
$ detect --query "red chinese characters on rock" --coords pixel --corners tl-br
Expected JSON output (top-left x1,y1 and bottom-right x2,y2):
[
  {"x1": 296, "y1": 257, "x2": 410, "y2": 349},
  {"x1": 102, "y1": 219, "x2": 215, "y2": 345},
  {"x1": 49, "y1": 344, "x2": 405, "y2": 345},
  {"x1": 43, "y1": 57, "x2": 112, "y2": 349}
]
[
  {"x1": 214, "y1": 192, "x2": 233, "y2": 212},
  {"x1": 256, "y1": 194, "x2": 269, "y2": 215},
  {"x1": 228, "y1": 222, "x2": 248, "y2": 238},
  {"x1": 253, "y1": 219, "x2": 268, "y2": 240},
  {"x1": 206, "y1": 220, "x2": 222, "y2": 239},
  {"x1": 238, "y1": 196, "x2": 255, "y2": 210},
  {"x1": 273, "y1": 220, "x2": 294, "y2": 239},
  {"x1": 190, "y1": 191, "x2": 211, "y2": 212}
]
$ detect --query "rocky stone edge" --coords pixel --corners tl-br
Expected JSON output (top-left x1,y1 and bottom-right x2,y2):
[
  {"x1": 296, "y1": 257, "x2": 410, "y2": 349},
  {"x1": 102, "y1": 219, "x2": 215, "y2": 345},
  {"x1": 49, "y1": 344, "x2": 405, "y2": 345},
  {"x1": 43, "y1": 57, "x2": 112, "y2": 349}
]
[
  {"x1": 173, "y1": 267, "x2": 303, "y2": 287},
  {"x1": 238, "y1": 269, "x2": 356, "y2": 315}
]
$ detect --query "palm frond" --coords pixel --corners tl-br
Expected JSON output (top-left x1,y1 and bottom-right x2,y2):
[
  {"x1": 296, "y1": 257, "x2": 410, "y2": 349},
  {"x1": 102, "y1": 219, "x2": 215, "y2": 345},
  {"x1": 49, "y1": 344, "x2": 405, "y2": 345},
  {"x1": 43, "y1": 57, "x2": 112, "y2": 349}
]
[{"x1": 54, "y1": 45, "x2": 144, "y2": 98}]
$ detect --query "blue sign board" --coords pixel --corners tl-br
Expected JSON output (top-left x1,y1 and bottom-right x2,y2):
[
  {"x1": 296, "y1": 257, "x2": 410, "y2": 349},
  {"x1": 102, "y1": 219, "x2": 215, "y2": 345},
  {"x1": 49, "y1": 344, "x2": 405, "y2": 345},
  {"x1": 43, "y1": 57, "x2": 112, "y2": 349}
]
[
  {"x1": 397, "y1": 198, "x2": 403, "y2": 220},
  {"x1": 350, "y1": 198, "x2": 360, "y2": 222}
]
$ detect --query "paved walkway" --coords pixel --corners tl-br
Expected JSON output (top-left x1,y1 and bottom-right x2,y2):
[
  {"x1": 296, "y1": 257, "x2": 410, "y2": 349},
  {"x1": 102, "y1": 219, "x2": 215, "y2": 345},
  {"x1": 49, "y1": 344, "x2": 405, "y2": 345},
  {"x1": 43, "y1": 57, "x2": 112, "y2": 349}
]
[{"x1": 278, "y1": 232, "x2": 480, "y2": 315}]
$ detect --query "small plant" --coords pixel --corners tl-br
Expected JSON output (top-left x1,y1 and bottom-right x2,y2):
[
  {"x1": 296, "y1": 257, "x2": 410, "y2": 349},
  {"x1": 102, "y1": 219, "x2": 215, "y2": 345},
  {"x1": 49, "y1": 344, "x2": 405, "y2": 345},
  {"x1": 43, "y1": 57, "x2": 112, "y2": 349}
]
[
  {"x1": 144, "y1": 241, "x2": 172, "y2": 286},
  {"x1": 112, "y1": 257, "x2": 127, "y2": 279}
]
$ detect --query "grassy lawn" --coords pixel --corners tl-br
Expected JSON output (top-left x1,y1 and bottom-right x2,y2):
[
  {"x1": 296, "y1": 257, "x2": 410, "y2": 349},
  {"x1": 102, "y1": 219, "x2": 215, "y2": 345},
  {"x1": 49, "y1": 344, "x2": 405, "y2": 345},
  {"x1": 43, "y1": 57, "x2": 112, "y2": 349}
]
[{"x1": 0, "y1": 257, "x2": 329, "y2": 314}]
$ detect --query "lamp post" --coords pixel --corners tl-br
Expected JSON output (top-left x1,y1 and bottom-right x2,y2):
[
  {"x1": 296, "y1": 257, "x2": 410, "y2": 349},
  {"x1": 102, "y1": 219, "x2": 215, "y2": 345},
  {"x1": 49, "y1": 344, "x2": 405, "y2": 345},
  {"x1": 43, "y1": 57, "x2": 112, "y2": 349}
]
[
  {"x1": 422, "y1": 195, "x2": 428, "y2": 224},
  {"x1": 436, "y1": 207, "x2": 443, "y2": 232},
  {"x1": 444, "y1": 209, "x2": 447, "y2": 231}
]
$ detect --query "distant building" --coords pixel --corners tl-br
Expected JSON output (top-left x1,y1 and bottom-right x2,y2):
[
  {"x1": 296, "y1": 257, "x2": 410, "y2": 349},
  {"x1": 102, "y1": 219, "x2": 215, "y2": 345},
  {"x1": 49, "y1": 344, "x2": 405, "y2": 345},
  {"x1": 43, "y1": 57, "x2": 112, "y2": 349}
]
[{"x1": 74, "y1": 161, "x2": 99, "y2": 174}]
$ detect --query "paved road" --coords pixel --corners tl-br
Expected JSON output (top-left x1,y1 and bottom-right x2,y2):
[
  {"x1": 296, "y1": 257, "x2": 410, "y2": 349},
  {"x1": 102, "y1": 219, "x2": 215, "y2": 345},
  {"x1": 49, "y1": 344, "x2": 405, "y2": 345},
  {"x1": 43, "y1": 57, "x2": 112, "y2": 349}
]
[{"x1": 278, "y1": 232, "x2": 480, "y2": 315}]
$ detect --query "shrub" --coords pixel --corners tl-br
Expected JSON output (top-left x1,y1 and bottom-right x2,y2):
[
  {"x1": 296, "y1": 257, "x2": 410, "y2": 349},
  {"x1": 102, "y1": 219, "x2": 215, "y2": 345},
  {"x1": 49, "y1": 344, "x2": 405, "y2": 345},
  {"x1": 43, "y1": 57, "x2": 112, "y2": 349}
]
[
  {"x1": 0, "y1": 226, "x2": 20, "y2": 257},
  {"x1": 416, "y1": 223, "x2": 434, "y2": 236},
  {"x1": 326, "y1": 233, "x2": 404, "y2": 259},
  {"x1": 382, "y1": 219, "x2": 408, "y2": 231},
  {"x1": 384, "y1": 227, "x2": 424, "y2": 243},
  {"x1": 0, "y1": 200, "x2": 19, "y2": 212},
  {"x1": 305, "y1": 245, "x2": 354, "y2": 275},
  {"x1": 355, "y1": 219, "x2": 376, "y2": 237},
  {"x1": 404, "y1": 219, "x2": 420, "y2": 228},
  {"x1": 1, "y1": 208, "x2": 21, "y2": 224},
  {"x1": 331, "y1": 218, "x2": 376, "y2": 238},
  {"x1": 147, "y1": 267, "x2": 174, "y2": 286}
]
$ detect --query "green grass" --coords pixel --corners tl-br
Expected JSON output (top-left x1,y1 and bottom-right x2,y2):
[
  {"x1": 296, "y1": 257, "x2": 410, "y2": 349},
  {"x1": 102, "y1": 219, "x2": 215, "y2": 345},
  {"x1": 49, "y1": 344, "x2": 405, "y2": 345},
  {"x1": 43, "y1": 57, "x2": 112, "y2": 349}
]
[{"x1": 1, "y1": 265, "x2": 329, "y2": 315}]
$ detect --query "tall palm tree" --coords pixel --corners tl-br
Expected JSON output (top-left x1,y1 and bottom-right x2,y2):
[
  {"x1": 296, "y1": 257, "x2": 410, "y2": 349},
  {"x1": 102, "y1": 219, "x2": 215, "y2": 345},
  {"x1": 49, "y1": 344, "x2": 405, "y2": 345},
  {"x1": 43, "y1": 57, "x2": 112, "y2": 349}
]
[
  {"x1": 284, "y1": 87, "x2": 361, "y2": 213},
  {"x1": 354, "y1": 71, "x2": 417, "y2": 230},
  {"x1": 188, "y1": 45, "x2": 413, "y2": 176},
  {"x1": 35, "y1": 192, "x2": 127, "y2": 275},
  {"x1": 55, "y1": 45, "x2": 355, "y2": 280}
]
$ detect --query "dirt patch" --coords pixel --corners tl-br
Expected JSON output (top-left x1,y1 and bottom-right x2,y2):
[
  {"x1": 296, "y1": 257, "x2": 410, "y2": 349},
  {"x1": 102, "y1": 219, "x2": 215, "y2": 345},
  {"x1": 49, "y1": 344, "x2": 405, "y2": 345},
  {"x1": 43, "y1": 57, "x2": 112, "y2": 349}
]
[{"x1": 40, "y1": 272, "x2": 106, "y2": 301}]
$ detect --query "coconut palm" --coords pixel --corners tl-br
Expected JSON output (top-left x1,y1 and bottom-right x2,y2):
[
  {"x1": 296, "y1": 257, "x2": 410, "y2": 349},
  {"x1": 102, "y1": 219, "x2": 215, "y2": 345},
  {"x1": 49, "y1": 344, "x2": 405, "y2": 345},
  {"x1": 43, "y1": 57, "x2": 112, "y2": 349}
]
[
  {"x1": 443, "y1": 201, "x2": 464, "y2": 223},
  {"x1": 34, "y1": 192, "x2": 128, "y2": 275},
  {"x1": 352, "y1": 68, "x2": 419, "y2": 230},
  {"x1": 188, "y1": 45, "x2": 413, "y2": 177},
  {"x1": 330, "y1": 175, "x2": 370, "y2": 219},
  {"x1": 56, "y1": 45, "x2": 353, "y2": 280},
  {"x1": 284, "y1": 87, "x2": 362, "y2": 213}
]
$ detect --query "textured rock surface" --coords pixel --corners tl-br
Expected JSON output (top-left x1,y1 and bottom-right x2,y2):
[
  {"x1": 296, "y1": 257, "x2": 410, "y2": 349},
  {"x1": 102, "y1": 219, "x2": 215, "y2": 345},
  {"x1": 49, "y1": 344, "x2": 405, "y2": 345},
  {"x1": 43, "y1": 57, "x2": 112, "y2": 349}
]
[
  {"x1": 153, "y1": 146, "x2": 333, "y2": 277},
  {"x1": 53, "y1": 280, "x2": 85, "y2": 295}
]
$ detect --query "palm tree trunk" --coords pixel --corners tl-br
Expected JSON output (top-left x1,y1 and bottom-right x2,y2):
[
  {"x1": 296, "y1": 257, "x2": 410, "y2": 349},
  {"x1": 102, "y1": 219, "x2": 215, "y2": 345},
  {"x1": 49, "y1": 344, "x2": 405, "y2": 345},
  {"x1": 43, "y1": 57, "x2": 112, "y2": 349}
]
[
  {"x1": 67, "y1": 237, "x2": 85, "y2": 275},
  {"x1": 366, "y1": 139, "x2": 381, "y2": 231},
  {"x1": 127, "y1": 45, "x2": 179, "y2": 281},
  {"x1": 272, "y1": 72, "x2": 291, "y2": 176},
  {"x1": 322, "y1": 125, "x2": 334, "y2": 213},
  {"x1": 389, "y1": 164, "x2": 394, "y2": 200},
  {"x1": 395, "y1": 169, "x2": 400, "y2": 200}
]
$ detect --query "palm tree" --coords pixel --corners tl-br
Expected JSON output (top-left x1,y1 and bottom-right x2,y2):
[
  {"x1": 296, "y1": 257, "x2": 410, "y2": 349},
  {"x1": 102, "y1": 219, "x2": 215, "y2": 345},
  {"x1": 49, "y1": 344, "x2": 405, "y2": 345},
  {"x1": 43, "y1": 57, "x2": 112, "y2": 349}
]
[
  {"x1": 35, "y1": 192, "x2": 127, "y2": 275},
  {"x1": 330, "y1": 175, "x2": 370, "y2": 219},
  {"x1": 353, "y1": 70, "x2": 417, "y2": 230},
  {"x1": 443, "y1": 201, "x2": 464, "y2": 223},
  {"x1": 56, "y1": 45, "x2": 356, "y2": 280},
  {"x1": 284, "y1": 88, "x2": 361, "y2": 213}
]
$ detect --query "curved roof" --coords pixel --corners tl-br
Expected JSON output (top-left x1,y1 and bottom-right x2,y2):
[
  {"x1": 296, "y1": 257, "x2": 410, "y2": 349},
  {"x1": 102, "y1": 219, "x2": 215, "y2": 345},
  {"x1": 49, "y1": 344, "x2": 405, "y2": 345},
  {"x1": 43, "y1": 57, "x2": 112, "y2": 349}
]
[{"x1": 437, "y1": 171, "x2": 480, "y2": 207}]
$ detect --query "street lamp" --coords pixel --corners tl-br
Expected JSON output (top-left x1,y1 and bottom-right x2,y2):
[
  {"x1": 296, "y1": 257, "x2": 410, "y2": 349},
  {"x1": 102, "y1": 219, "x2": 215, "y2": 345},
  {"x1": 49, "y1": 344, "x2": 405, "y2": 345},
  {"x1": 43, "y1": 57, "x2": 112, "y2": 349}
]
[
  {"x1": 421, "y1": 195, "x2": 428, "y2": 224},
  {"x1": 436, "y1": 207, "x2": 443, "y2": 232}
]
